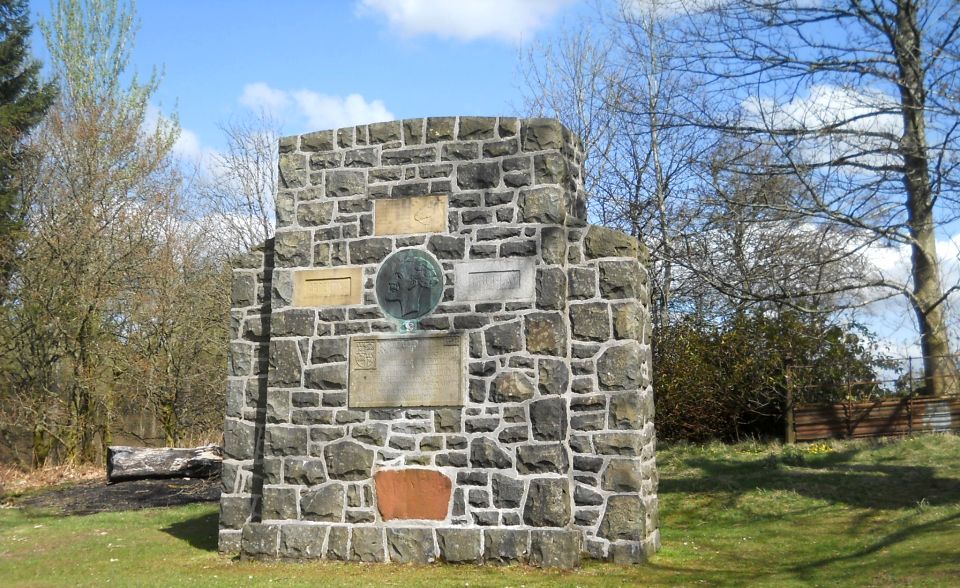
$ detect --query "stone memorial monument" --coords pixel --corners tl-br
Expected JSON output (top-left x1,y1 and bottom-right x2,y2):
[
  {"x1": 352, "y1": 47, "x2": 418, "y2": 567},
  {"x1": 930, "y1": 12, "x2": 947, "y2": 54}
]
[{"x1": 220, "y1": 116, "x2": 659, "y2": 566}]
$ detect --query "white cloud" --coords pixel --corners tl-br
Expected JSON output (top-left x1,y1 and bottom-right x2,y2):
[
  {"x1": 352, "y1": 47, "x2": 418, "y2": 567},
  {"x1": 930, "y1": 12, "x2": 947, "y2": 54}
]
[
  {"x1": 292, "y1": 91, "x2": 393, "y2": 130},
  {"x1": 240, "y1": 82, "x2": 292, "y2": 114},
  {"x1": 172, "y1": 127, "x2": 217, "y2": 167},
  {"x1": 357, "y1": 0, "x2": 574, "y2": 42},
  {"x1": 744, "y1": 84, "x2": 902, "y2": 168},
  {"x1": 237, "y1": 83, "x2": 393, "y2": 132}
]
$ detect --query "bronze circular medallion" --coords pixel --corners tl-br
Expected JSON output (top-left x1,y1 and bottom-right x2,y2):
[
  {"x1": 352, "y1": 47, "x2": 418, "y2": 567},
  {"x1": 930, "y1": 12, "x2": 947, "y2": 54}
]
[{"x1": 375, "y1": 249, "x2": 444, "y2": 321}]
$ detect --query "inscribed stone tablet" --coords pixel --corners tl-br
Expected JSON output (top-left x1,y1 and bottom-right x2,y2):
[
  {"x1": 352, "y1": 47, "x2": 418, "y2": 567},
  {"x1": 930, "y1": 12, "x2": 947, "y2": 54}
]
[
  {"x1": 293, "y1": 267, "x2": 363, "y2": 307},
  {"x1": 349, "y1": 334, "x2": 465, "y2": 408},
  {"x1": 374, "y1": 195, "x2": 448, "y2": 236},
  {"x1": 453, "y1": 258, "x2": 536, "y2": 303}
]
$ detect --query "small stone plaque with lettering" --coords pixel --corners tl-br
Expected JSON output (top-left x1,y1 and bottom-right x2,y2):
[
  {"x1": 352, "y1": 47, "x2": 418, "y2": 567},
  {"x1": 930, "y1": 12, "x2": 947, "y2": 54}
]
[
  {"x1": 454, "y1": 258, "x2": 536, "y2": 303},
  {"x1": 293, "y1": 267, "x2": 363, "y2": 307},
  {"x1": 348, "y1": 333, "x2": 465, "y2": 408},
  {"x1": 374, "y1": 194, "x2": 448, "y2": 236}
]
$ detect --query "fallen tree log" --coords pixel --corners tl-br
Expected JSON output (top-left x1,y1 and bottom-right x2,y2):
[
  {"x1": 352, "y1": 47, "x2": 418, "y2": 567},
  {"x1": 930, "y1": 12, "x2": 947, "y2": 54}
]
[{"x1": 107, "y1": 444, "x2": 222, "y2": 483}]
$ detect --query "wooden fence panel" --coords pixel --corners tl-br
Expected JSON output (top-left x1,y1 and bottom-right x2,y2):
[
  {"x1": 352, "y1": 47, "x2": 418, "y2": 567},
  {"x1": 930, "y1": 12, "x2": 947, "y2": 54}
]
[{"x1": 793, "y1": 397, "x2": 960, "y2": 441}]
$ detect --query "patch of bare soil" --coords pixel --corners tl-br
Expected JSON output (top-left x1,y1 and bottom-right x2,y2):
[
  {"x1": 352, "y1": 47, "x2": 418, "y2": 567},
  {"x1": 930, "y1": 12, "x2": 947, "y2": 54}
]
[{"x1": 2, "y1": 471, "x2": 220, "y2": 515}]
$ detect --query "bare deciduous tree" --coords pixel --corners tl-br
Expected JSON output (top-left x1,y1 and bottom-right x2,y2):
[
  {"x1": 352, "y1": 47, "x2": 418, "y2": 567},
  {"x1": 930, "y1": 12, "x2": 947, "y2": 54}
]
[{"x1": 682, "y1": 0, "x2": 960, "y2": 394}]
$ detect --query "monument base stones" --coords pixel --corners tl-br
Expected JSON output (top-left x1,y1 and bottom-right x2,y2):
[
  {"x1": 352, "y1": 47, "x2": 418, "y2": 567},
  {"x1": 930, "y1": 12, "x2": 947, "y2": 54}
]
[{"x1": 220, "y1": 117, "x2": 660, "y2": 567}]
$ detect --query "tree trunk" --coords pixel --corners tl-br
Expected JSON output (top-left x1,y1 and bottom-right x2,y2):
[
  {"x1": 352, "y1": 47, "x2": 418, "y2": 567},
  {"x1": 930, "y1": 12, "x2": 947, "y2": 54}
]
[
  {"x1": 896, "y1": 1, "x2": 958, "y2": 397},
  {"x1": 106, "y1": 444, "x2": 222, "y2": 483}
]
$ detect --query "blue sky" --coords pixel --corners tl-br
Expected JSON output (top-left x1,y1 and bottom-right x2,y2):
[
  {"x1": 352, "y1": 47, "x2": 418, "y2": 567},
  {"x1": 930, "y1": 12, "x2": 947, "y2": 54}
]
[{"x1": 31, "y1": 0, "x2": 584, "y2": 157}]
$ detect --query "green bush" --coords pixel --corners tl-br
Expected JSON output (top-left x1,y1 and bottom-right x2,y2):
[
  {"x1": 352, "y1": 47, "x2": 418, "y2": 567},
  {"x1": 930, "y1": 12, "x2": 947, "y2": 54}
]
[{"x1": 653, "y1": 312, "x2": 889, "y2": 442}]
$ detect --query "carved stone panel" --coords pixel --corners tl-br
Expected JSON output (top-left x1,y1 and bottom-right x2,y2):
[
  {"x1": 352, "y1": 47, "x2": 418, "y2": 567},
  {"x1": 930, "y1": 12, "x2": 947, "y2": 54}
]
[
  {"x1": 374, "y1": 195, "x2": 448, "y2": 236},
  {"x1": 293, "y1": 267, "x2": 363, "y2": 307},
  {"x1": 453, "y1": 258, "x2": 536, "y2": 303},
  {"x1": 348, "y1": 333, "x2": 465, "y2": 408}
]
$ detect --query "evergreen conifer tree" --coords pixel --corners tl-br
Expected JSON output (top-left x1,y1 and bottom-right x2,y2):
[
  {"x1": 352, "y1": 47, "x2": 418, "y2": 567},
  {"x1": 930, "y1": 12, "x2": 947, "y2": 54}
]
[{"x1": 0, "y1": 0, "x2": 54, "y2": 287}]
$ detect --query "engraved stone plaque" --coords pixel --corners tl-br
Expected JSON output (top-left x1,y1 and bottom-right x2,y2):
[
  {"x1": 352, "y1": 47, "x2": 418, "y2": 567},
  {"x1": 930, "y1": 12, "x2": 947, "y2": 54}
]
[
  {"x1": 374, "y1": 194, "x2": 448, "y2": 236},
  {"x1": 349, "y1": 333, "x2": 465, "y2": 408},
  {"x1": 454, "y1": 258, "x2": 536, "y2": 303},
  {"x1": 293, "y1": 267, "x2": 363, "y2": 307},
  {"x1": 375, "y1": 249, "x2": 444, "y2": 321}
]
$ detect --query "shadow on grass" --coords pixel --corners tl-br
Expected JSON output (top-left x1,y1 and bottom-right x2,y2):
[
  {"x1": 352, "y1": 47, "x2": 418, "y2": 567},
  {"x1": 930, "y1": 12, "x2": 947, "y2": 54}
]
[
  {"x1": 790, "y1": 510, "x2": 960, "y2": 580},
  {"x1": 161, "y1": 509, "x2": 219, "y2": 552},
  {"x1": 661, "y1": 448, "x2": 960, "y2": 509}
]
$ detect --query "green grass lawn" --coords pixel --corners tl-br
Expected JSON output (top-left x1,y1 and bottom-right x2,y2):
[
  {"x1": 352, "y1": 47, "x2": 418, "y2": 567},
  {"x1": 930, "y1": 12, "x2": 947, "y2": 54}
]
[{"x1": 2, "y1": 434, "x2": 959, "y2": 587}]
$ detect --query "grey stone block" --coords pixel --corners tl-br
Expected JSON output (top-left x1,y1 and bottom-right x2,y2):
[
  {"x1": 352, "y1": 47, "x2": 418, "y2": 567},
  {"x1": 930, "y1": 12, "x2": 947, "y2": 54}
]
[
  {"x1": 304, "y1": 364, "x2": 347, "y2": 390},
  {"x1": 522, "y1": 118, "x2": 564, "y2": 151},
  {"x1": 278, "y1": 154, "x2": 306, "y2": 189},
  {"x1": 284, "y1": 457, "x2": 326, "y2": 486},
  {"x1": 219, "y1": 495, "x2": 252, "y2": 530},
  {"x1": 597, "y1": 342, "x2": 643, "y2": 391},
  {"x1": 387, "y1": 528, "x2": 436, "y2": 564},
  {"x1": 469, "y1": 437, "x2": 513, "y2": 469},
  {"x1": 223, "y1": 419, "x2": 255, "y2": 460},
  {"x1": 352, "y1": 423, "x2": 388, "y2": 446},
  {"x1": 492, "y1": 473, "x2": 524, "y2": 509},
  {"x1": 349, "y1": 238, "x2": 393, "y2": 265},
  {"x1": 489, "y1": 371, "x2": 535, "y2": 402},
  {"x1": 300, "y1": 130, "x2": 333, "y2": 151},
  {"x1": 518, "y1": 187, "x2": 565, "y2": 224},
  {"x1": 279, "y1": 524, "x2": 327, "y2": 559},
  {"x1": 593, "y1": 432, "x2": 643, "y2": 456},
  {"x1": 274, "y1": 230, "x2": 311, "y2": 267},
  {"x1": 265, "y1": 426, "x2": 308, "y2": 457},
  {"x1": 218, "y1": 529, "x2": 241, "y2": 554},
  {"x1": 599, "y1": 495, "x2": 646, "y2": 541},
  {"x1": 268, "y1": 340, "x2": 302, "y2": 387},
  {"x1": 326, "y1": 526, "x2": 350, "y2": 560},
  {"x1": 602, "y1": 459, "x2": 643, "y2": 492},
  {"x1": 241, "y1": 523, "x2": 280, "y2": 559},
  {"x1": 484, "y1": 529, "x2": 529, "y2": 563},
  {"x1": 524, "y1": 312, "x2": 567, "y2": 356},
  {"x1": 516, "y1": 443, "x2": 569, "y2": 474},
  {"x1": 538, "y1": 358, "x2": 569, "y2": 395},
  {"x1": 437, "y1": 528, "x2": 482, "y2": 563},
  {"x1": 610, "y1": 391, "x2": 649, "y2": 429},
  {"x1": 599, "y1": 260, "x2": 641, "y2": 299},
  {"x1": 326, "y1": 170, "x2": 366, "y2": 197},
  {"x1": 522, "y1": 478, "x2": 570, "y2": 527},
  {"x1": 301, "y1": 484, "x2": 344, "y2": 522},
  {"x1": 231, "y1": 274, "x2": 256, "y2": 307},
  {"x1": 262, "y1": 486, "x2": 297, "y2": 520},
  {"x1": 536, "y1": 266, "x2": 566, "y2": 311},
  {"x1": 427, "y1": 235, "x2": 466, "y2": 259},
  {"x1": 272, "y1": 309, "x2": 315, "y2": 337},
  {"x1": 568, "y1": 267, "x2": 596, "y2": 299},
  {"x1": 311, "y1": 338, "x2": 347, "y2": 364},
  {"x1": 324, "y1": 441, "x2": 374, "y2": 481},
  {"x1": 350, "y1": 527, "x2": 385, "y2": 562},
  {"x1": 584, "y1": 225, "x2": 640, "y2": 259},
  {"x1": 426, "y1": 117, "x2": 455, "y2": 142},
  {"x1": 530, "y1": 397, "x2": 567, "y2": 442},
  {"x1": 298, "y1": 201, "x2": 335, "y2": 226},
  {"x1": 570, "y1": 302, "x2": 610, "y2": 342},
  {"x1": 529, "y1": 529, "x2": 580, "y2": 568},
  {"x1": 457, "y1": 161, "x2": 500, "y2": 189}
]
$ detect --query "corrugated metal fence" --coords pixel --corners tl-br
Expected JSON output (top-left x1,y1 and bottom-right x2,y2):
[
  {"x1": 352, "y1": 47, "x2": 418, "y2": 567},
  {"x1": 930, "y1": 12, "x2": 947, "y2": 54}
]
[{"x1": 793, "y1": 396, "x2": 960, "y2": 441}]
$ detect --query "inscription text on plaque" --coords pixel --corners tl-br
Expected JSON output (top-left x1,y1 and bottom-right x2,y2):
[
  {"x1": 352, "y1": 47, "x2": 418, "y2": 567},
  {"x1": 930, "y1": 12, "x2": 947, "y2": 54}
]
[
  {"x1": 453, "y1": 258, "x2": 536, "y2": 303},
  {"x1": 348, "y1": 333, "x2": 465, "y2": 408},
  {"x1": 293, "y1": 267, "x2": 363, "y2": 307},
  {"x1": 374, "y1": 195, "x2": 448, "y2": 236}
]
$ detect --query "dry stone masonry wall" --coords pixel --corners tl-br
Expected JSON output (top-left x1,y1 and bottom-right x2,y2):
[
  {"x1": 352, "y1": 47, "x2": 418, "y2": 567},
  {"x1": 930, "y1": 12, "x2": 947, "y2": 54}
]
[{"x1": 220, "y1": 116, "x2": 659, "y2": 567}]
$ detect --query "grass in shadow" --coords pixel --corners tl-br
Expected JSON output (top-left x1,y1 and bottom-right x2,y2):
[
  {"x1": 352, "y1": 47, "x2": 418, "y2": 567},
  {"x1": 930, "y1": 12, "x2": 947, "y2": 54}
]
[{"x1": 161, "y1": 509, "x2": 219, "y2": 551}]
